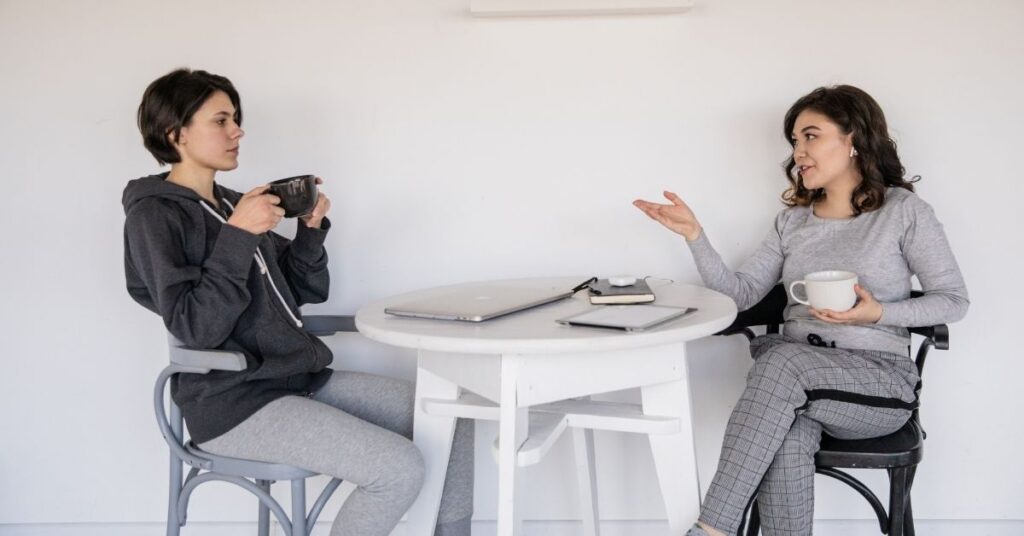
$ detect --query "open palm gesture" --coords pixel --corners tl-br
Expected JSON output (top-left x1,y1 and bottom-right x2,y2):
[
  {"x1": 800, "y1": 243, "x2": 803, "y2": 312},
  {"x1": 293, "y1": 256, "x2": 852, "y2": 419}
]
[{"x1": 633, "y1": 191, "x2": 702, "y2": 241}]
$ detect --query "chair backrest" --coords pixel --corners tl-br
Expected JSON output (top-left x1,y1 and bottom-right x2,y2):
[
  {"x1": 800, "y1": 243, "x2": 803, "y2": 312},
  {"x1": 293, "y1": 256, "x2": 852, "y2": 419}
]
[{"x1": 154, "y1": 337, "x2": 245, "y2": 470}]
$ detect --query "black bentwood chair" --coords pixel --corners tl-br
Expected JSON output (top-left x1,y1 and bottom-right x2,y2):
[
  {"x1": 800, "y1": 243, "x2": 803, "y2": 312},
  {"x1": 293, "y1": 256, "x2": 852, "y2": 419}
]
[
  {"x1": 155, "y1": 315, "x2": 357, "y2": 536},
  {"x1": 715, "y1": 285, "x2": 949, "y2": 536}
]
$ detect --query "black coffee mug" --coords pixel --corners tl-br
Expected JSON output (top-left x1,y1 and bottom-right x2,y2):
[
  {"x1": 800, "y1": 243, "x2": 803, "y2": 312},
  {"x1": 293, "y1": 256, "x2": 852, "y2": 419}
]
[{"x1": 268, "y1": 175, "x2": 318, "y2": 218}]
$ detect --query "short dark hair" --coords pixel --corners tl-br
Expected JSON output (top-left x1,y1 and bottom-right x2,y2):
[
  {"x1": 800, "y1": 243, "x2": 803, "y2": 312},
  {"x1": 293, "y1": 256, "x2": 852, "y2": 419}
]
[
  {"x1": 137, "y1": 68, "x2": 242, "y2": 165},
  {"x1": 781, "y1": 85, "x2": 916, "y2": 215}
]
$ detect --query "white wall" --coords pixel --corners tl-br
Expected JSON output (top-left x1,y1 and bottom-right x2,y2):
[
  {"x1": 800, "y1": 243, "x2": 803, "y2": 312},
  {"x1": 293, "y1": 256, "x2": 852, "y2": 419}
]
[{"x1": 1, "y1": 0, "x2": 1021, "y2": 530}]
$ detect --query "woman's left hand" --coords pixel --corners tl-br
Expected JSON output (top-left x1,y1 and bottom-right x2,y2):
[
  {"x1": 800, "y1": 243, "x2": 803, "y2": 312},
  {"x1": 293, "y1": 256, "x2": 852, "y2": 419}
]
[
  {"x1": 301, "y1": 177, "x2": 331, "y2": 229},
  {"x1": 810, "y1": 284, "x2": 883, "y2": 325}
]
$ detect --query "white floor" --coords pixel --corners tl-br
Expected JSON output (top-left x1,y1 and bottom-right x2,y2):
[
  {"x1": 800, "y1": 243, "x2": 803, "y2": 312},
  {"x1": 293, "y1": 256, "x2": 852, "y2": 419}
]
[{"x1": 1, "y1": 520, "x2": 1021, "y2": 536}]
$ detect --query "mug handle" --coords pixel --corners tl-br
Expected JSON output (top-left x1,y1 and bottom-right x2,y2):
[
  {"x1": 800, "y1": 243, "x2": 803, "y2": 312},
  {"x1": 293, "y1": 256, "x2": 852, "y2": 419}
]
[{"x1": 789, "y1": 280, "x2": 810, "y2": 305}]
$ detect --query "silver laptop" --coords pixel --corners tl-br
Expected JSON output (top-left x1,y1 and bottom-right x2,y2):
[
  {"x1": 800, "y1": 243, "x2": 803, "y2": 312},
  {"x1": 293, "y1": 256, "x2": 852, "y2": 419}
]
[{"x1": 385, "y1": 284, "x2": 574, "y2": 322}]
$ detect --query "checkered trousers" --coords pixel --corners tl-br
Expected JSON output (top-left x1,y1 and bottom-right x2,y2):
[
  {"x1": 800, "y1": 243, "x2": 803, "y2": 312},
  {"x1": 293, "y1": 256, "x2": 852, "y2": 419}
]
[{"x1": 698, "y1": 334, "x2": 919, "y2": 536}]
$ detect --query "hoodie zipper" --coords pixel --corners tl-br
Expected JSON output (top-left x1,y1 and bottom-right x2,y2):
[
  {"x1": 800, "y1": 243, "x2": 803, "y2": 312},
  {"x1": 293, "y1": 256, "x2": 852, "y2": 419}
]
[
  {"x1": 199, "y1": 195, "x2": 327, "y2": 376},
  {"x1": 199, "y1": 198, "x2": 304, "y2": 329}
]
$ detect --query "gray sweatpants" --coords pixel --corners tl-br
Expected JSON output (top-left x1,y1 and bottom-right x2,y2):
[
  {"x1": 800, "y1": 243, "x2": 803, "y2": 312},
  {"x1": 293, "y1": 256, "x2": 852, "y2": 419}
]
[
  {"x1": 699, "y1": 334, "x2": 918, "y2": 536},
  {"x1": 200, "y1": 371, "x2": 474, "y2": 536}
]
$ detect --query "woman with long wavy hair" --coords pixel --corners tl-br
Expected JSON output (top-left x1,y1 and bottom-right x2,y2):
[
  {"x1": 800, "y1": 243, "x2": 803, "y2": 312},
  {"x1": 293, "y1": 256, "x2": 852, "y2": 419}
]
[{"x1": 634, "y1": 85, "x2": 969, "y2": 536}]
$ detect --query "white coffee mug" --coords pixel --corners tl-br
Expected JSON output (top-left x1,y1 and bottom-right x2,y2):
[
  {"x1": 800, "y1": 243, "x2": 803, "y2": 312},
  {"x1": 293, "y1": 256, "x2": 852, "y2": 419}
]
[{"x1": 789, "y1": 270, "x2": 859, "y2": 312}]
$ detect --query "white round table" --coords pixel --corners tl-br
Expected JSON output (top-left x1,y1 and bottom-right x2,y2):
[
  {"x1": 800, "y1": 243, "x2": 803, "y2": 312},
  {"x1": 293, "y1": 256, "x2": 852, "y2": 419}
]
[{"x1": 356, "y1": 277, "x2": 736, "y2": 536}]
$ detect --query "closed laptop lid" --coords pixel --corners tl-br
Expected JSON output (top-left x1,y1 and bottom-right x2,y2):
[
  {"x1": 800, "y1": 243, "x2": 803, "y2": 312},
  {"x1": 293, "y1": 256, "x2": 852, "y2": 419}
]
[{"x1": 384, "y1": 284, "x2": 573, "y2": 322}]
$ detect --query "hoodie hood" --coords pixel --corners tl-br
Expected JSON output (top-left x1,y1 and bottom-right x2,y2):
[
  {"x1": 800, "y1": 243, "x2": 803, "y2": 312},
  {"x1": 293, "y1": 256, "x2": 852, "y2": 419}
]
[{"x1": 122, "y1": 172, "x2": 208, "y2": 214}]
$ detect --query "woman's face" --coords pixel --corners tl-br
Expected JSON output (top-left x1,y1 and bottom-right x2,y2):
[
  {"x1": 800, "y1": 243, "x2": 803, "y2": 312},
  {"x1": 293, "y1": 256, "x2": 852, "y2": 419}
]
[
  {"x1": 790, "y1": 109, "x2": 858, "y2": 191},
  {"x1": 174, "y1": 90, "x2": 244, "y2": 172}
]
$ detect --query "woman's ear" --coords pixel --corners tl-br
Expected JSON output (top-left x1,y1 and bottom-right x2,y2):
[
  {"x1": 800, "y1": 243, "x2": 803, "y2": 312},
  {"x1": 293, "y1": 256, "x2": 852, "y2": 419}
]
[
  {"x1": 845, "y1": 133, "x2": 858, "y2": 157},
  {"x1": 168, "y1": 127, "x2": 186, "y2": 148}
]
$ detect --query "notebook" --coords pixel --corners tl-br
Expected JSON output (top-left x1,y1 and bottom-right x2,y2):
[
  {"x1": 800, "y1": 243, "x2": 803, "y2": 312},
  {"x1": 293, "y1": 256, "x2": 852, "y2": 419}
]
[
  {"x1": 384, "y1": 284, "x2": 575, "y2": 322},
  {"x1": 557, "y1": 304, "x2": 696, "y2": 332},
  {"x1": 588, "y1": 278, "x2": 656, "y2": 304}
]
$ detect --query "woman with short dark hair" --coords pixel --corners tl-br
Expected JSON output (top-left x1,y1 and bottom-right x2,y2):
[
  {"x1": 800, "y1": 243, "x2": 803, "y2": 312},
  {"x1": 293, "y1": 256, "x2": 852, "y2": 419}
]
[
  {"x1": 635, "y1": 85, "x2": 968, "y2": 536},
  {"x1": 124, "y1": 68, "x2": 474, "y2": 536}
]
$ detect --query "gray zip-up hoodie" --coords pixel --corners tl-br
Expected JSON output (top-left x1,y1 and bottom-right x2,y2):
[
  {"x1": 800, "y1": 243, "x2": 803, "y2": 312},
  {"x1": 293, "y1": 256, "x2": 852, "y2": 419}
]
[{"x1": 123, "y1": 173, "x2": 333, "y2": 444}]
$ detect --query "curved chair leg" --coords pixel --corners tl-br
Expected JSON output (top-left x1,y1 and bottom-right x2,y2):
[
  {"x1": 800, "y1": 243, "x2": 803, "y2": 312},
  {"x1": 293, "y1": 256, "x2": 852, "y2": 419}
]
[
  {"x1": 167, "y1": 406, "x2": 184, "y2": 536},
  {"x1": 904, "y1": 466, "x2": 918, "y2": 536},
  {"x1": 746, "y1": 501, "x2": 761, "y2": 536},
  {"x1": 178, "y1": 472, "x2": 293, "y2": 534},
  {"x1": 736, "y1": 490, "x2": 760, "y2": 536},
  {"x1": 258, "y1": 479, "x2": 271, "y2": 536},
  {"x1": 818, "y1": 466, "x2": 888, "y2": 533},
  {"x1": 904, "y1": 496, "x2": 915, "y2": 536},
  {"x1": 887, "y1": 467, "x2": 908, "y2": 536},
  {"x1": 177, "y1": 468, "x2": 201, "y2": 526},
  {"x1": 307, "y1": 478, "x2": 344, "y2": 528},
  {"x1": 167, "y1": 456, "x2": 183, "y2": 535},
  {"x1": 291, "y1": 479, "x2": 307, "y2": 536}
]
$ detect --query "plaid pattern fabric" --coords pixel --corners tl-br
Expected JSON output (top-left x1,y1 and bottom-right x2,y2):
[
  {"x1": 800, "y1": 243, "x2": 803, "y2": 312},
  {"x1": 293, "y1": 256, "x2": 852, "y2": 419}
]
[{"x1": 698, "y1": 334, "x2": 918, "y2": 535}]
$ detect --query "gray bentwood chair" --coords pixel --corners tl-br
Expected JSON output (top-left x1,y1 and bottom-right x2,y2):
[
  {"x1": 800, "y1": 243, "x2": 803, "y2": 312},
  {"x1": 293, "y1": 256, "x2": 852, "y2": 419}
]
[{"x1": 155, "y1": 315, "x2": 356, "y2": 536}]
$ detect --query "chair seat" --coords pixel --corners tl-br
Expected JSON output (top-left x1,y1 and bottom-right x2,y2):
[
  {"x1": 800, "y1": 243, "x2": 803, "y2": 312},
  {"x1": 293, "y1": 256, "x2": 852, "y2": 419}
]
[
  {"x1": 185, "y1": 441, "x2": 318, "y2": 480},
  {"x1": 816, "y1": 418, "x2": 923, "y2": 469}
]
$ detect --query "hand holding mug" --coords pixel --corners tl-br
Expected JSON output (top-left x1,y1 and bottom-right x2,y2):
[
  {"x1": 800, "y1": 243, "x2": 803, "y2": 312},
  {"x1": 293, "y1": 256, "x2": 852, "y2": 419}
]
[
  {"x1": 633, "y1": 190, "x2": 702, "y2": 241},
  {"x1": 810, "y1": 284, "x2": 883, "y2": 325},
  {"x1": 789, "y1": 271, "x2": 882, "y2": 325},
  {"x1": 300, "y1": 177, "x2": 331, "y2": 229},
  {"x1": 227, "y1": 185, "x2": 284, "y2": 234}
]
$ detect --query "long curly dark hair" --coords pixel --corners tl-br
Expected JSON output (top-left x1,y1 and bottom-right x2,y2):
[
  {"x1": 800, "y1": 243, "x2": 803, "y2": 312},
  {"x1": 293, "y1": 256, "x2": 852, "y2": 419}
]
[{"x1": 782, "y1": 85, "x2": 917, "y2": 215}]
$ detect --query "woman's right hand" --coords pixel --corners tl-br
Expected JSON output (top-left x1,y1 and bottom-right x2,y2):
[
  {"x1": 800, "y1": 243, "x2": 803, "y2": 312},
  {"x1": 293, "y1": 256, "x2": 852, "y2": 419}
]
[
  {"x1": 227, "y1": 185, "x2": 285, "y2": 235},
  {"x1": 633, "y1": 190, "x2": 702, "y2": 241}
]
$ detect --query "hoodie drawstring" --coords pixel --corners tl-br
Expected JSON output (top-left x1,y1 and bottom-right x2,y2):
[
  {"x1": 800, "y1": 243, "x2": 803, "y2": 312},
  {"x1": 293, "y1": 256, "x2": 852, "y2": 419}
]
[{"x1": 199, "y1": 199, "x2": 304, "y2": 329}]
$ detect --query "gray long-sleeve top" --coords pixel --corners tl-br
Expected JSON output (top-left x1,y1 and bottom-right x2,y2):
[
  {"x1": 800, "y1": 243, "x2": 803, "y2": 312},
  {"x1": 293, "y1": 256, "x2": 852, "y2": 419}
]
[{"x1": 687, "y1": 187, "x2": 968, "y2": 356}]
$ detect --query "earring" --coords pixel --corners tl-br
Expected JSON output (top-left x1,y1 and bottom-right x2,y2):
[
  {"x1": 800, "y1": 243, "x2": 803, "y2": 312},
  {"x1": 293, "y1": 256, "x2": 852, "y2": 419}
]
[{"x1": 850, "y1": 147, "x2": 858, "y2": 157}]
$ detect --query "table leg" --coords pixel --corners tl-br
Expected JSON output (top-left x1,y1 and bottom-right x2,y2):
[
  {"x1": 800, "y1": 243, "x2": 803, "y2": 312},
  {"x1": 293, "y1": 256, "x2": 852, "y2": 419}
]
[
  {"x1": 497, "y1": 357, "x2": 528, "y2": 536},
  {"x1": 642, "y1": 376, "x2": 701, "y2": 535},
  {"x1": 408, "y1": 364, "x2": 460, "y2": 536},
  {"x1": 573, "y1": 427, "x2": 600, "y2": 536}
]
